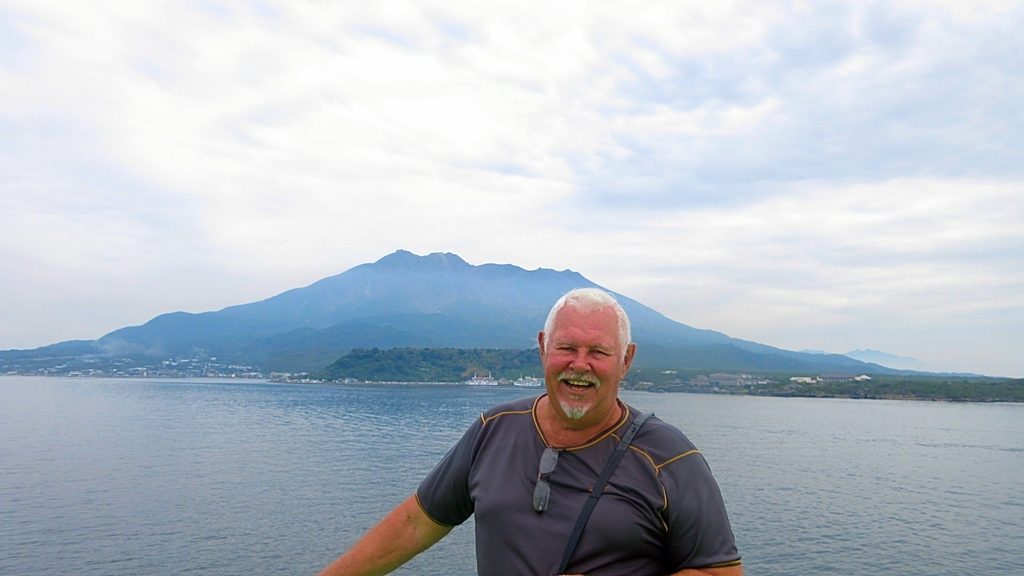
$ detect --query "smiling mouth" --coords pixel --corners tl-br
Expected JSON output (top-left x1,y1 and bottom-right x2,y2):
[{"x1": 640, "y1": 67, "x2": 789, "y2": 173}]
[{"x1": 561, "y1": 377, "x2": 598, "y2": 392}]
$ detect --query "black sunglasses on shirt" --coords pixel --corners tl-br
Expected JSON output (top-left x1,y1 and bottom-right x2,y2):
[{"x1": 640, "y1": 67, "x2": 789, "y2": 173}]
[{"x1": 533, "y1": 447, "x2": 560, "y2": 513}]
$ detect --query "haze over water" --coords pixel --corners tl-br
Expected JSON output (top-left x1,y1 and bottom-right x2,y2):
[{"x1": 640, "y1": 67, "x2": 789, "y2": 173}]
[{"x1": 1, "y1": 377, "x2": 1022, "y2": 575}]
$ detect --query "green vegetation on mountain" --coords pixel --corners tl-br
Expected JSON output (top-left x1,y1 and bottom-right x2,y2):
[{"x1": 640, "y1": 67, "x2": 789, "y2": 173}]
[{"x1": 317, "y1": 347, "x2": 543, "y2": 382}]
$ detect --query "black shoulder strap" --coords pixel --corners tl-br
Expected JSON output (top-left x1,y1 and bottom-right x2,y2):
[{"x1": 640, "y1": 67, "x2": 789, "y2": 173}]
[{"x1": 555, "y1": 411, "x2": 653, "y2": 576}]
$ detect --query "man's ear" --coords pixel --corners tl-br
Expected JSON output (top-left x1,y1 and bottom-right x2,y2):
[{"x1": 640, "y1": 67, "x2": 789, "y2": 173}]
[
  {"x1": 621, "y1": 343, "x2": 636, "y2": 375},
  {"x1": 537, "y1": 331, "x2": 546, "y2": 361}
]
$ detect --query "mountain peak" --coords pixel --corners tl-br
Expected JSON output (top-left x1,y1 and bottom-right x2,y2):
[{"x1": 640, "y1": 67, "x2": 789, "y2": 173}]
[{"x1": 374, "y1": 250, "x2": 470, "y2": 269}]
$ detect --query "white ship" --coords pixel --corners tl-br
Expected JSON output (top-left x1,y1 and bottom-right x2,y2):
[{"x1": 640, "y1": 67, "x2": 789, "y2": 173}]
[
  {"x1": 513, "y1": 376, "x2": 543, "y2": 387},
  {"x1": 465, "y1": 373, "x2": 499, "y2": 386}
]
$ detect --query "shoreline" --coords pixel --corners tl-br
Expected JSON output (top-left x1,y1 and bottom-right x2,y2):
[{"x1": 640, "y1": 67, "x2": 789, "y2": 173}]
[{"x1": 3, "y1": 374, "x2": 1022, "y2": 404}]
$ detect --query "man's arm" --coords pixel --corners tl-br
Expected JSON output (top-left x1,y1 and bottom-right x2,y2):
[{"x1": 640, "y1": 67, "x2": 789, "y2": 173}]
[{"x1": 317, "y1": 495, "x2": 452, "y2": 576}]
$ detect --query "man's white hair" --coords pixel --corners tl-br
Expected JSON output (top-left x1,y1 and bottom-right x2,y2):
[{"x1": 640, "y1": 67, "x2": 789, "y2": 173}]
[{"x1": 543, "y1": 288, "x2": 632, "y2": 355}]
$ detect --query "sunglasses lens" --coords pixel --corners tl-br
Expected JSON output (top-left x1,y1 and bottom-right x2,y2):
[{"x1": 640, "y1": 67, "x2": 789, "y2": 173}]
[
  {"x1": 539, "y1": 448, "x2": 559, "y2": 474},
  {"x1": 533, "y1": 479, "x2": 550, "y2": 512}
]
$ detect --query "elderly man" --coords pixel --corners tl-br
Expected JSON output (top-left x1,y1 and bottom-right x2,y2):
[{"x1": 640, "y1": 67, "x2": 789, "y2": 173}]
[{"x1": 319, "y1": 288, "x2": 742, "y2": 576}]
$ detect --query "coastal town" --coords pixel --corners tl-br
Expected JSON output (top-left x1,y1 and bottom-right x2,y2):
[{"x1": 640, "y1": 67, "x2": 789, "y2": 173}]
[
  {"x1": 2, "y1": 356, "x2": 265, "y2": 380},
  {"x1": 3, "y1": 355, "x2": 865, "y2": 391},
  {"x1": 626, "y1": 372, "x2": 870, "y2": 390},
  {"x1": 4, "y1": 355, "x2": 1018, "y2": 402}
]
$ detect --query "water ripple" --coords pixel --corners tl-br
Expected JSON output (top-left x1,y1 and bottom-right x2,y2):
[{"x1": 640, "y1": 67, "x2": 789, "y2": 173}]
[{"x1": 1, "y1": 378, "x2": 1022, "y2": 576}]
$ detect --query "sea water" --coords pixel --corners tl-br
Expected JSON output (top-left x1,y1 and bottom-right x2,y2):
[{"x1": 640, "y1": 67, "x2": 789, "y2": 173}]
[{"x1": 1, "y1": 376, "x2": 1021, "y2": 575}]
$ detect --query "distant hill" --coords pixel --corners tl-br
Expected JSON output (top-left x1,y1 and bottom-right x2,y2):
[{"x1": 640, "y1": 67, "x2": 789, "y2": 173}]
[
  {"x1": 319, "y1": 348, "x2": 543, "y2": 382},
  {"x1": 0, "y1": 250, "x2": 894, "y2": 375},
  {"x1": 843, "y1": 349, "x2": 932, "y2": 371}
]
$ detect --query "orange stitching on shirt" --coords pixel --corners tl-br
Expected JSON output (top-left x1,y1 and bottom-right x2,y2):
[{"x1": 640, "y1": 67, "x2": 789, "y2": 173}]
[
  {"x1": 481, "y1": 409, "x2": 532, "y2": 426},
  {"x1": 655, "y1": 449, "x2": 701, "y2": 469}
]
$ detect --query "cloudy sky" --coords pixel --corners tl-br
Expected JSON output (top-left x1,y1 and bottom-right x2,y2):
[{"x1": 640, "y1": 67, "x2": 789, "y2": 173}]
[{"x1": 2, "y1": 0, "x2": 1022, "y2": 376}]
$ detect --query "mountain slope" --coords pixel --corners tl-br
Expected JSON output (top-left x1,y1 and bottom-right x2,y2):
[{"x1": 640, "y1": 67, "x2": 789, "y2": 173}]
[
  {"x1": 2, "y1": 250, "x2": 889, "y2": 374},
  {"x1": 98, "y1": 250, "x2": 740, "y2": 357}
]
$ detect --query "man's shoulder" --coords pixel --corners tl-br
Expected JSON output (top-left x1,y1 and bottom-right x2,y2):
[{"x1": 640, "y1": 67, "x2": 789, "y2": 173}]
[
  {"x1": 625, "y1": 407, "x2": 702, "y2": 470},
  {"x1": 479, "y1": 395, "x2": 538, "y2": 425}
]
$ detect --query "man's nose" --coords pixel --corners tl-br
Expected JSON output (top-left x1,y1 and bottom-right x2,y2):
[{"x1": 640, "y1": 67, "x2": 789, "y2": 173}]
[{"x1": 569, "y1": 350, "x2": 590, "y2": 371}]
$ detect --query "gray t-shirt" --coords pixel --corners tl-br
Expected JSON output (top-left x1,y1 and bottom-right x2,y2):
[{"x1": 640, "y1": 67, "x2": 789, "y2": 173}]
[{"x1": 417, "y1": 396, "x2": 741, "y2": 576}]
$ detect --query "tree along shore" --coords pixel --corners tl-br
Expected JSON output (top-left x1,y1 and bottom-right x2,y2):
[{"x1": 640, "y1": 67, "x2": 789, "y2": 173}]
[{"x1": 314, "y1": 348, "x2": 1024, "y2": 403}]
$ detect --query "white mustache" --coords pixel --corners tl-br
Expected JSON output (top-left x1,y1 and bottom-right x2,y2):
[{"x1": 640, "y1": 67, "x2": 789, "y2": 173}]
[{"x1": 558, "y1": 371, "x2": 600, "y2": 387}]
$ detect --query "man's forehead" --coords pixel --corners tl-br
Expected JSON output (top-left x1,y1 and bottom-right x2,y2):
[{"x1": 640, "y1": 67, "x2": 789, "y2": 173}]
[
  {"x1": 550, "y1": 334, "x2": 618, "y2": 353},
  {"x1": 550, "y1": 306, "x2": 620, "y2": 340}
]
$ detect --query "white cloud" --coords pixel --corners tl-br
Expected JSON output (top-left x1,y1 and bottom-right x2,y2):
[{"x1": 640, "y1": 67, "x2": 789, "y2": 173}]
[
  {"x1": 1, "y1": 0, "x2": 1022, "y2": 375},
  {"x1": 600, "y1": 179, "x2": 1024, "y2": 375}
]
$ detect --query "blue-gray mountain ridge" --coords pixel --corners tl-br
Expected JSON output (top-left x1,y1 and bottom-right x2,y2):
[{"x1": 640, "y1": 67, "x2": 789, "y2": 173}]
[{"x1": 2, "y1": 250, "x2": 887, "y2": 374}]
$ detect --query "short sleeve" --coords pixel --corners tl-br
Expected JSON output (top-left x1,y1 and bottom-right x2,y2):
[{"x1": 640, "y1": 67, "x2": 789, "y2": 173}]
[
  {"x1": 661, "y1": 453, "x2": 741, "y2": 570},
  {"x1": 416, "y1": 415, "x2": 483, "y2": 527}
]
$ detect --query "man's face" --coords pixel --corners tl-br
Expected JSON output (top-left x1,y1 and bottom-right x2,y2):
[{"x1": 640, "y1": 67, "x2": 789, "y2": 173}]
[{"x1": 540, "y1": 305, "x2": 635, "y2": 428}]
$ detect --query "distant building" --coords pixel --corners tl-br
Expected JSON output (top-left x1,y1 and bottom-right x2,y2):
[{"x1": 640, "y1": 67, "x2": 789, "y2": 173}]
[
  {"x1": 818, "y1": 373, "x2": 859, "y2": 382},
  {"x1": 790, "y1": 376, "x2": 817, "y2": 383},
  {"x1": 688, "y1": 375, "x2": 711, "y2": 387},
  {"x1": 708, "y1": 373, "x2": 753, "y2": 386},
  {"x1": 688, "y1": 374, "x2": 761, "y2": 387}
]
